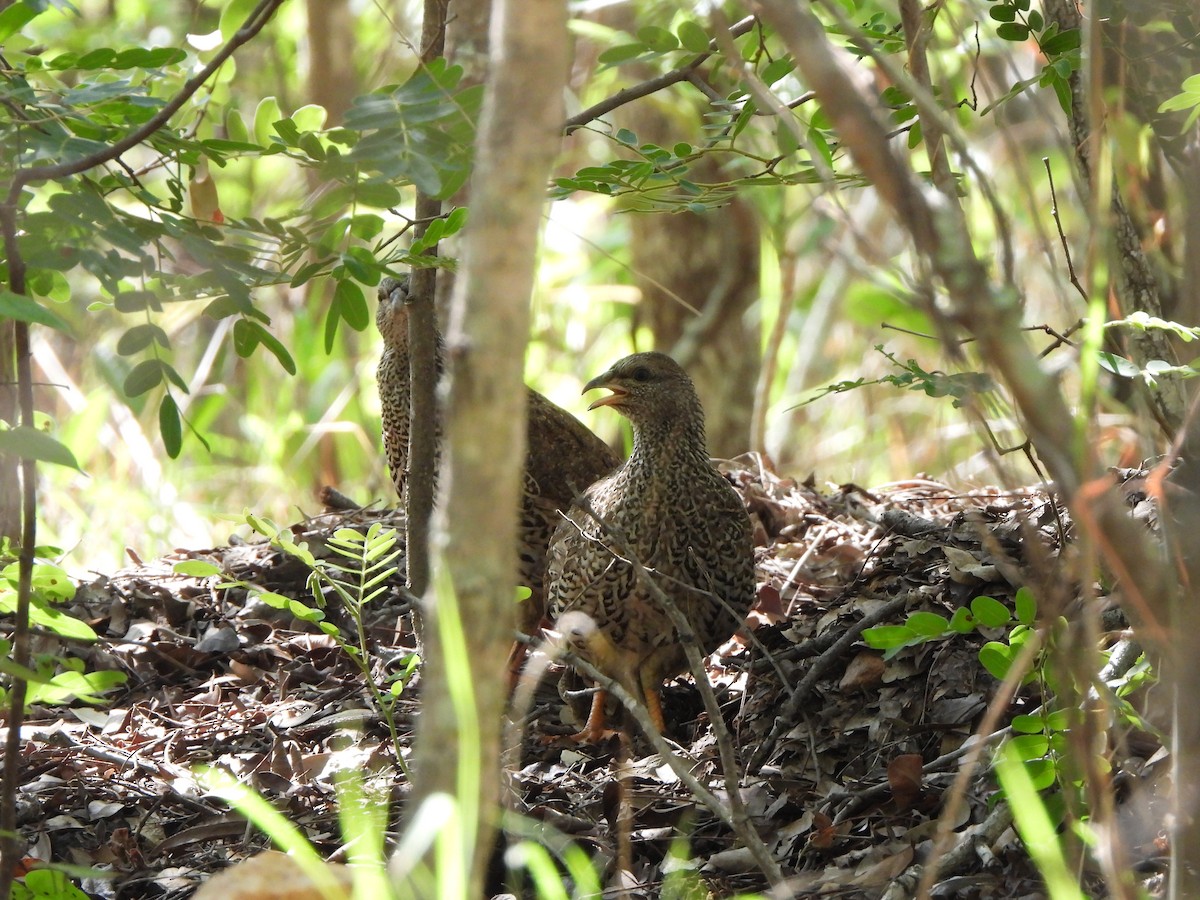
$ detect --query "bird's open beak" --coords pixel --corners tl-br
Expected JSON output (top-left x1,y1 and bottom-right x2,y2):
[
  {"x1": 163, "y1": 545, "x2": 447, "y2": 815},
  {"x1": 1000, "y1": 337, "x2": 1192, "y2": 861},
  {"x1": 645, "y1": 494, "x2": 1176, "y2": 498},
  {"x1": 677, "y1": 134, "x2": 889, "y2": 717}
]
[{"x1": 584, "y1": 374, "x2": 628, "y2": 410}]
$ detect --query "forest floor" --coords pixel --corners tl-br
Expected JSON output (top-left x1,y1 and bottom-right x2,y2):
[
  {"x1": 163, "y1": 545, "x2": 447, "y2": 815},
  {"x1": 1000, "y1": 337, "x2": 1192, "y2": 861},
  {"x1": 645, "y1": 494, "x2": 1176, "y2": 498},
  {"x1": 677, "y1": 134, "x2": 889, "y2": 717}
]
[{"x1": 12, "y1": 463, "x2": 1166, "y2": 899}]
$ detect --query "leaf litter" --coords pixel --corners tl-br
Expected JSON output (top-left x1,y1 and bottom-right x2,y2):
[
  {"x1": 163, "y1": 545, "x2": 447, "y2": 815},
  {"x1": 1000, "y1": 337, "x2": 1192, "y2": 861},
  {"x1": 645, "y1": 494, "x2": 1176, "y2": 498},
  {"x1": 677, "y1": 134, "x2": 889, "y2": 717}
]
[{"x1": 5, "y1": 466, "x2": 1167, "y2": 898}]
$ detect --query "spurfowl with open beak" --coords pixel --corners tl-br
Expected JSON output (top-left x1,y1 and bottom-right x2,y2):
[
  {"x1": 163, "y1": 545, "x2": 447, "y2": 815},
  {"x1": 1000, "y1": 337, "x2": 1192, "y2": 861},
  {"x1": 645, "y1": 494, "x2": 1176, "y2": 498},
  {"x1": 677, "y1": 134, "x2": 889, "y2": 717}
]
[{"x1": 544, "y1": 351, "x2": 755, "y2": 741}]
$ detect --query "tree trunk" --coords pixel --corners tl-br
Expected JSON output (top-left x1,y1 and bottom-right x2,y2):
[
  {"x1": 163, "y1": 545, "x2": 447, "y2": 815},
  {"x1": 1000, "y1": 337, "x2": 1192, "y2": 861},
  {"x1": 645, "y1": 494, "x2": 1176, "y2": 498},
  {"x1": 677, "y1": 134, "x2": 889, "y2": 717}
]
[
  {"x1": 0, "y1": 321, "x2": 17, "y2": 542},
  {"x1": 304, "y1": 0, "x2": 357, "y2": 126},
  {"x1": 397, "y1": 0, "x2": 569, "y2": 896}
]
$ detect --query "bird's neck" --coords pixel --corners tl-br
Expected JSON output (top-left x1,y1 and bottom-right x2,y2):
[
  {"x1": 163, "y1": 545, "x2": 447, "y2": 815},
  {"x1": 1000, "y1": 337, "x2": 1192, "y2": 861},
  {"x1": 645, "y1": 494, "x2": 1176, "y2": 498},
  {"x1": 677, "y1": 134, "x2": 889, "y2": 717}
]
[
  {"x1": 381, "y1": 331, "x2": 446, "y2": 375},
  {"x1": 627, "y1": 410, "x2": 710, "y2": 471}
]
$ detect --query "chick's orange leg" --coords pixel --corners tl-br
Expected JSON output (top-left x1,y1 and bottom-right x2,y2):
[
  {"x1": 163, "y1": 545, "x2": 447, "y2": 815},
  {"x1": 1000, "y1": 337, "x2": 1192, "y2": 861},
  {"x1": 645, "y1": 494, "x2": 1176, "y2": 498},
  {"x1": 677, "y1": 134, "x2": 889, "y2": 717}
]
[
  {"x1": 568, "y1": 689, "x2": 611, "y2": 743},
  {"x1": 643, "y1": 687, "x2": 667, "y2": 735}
]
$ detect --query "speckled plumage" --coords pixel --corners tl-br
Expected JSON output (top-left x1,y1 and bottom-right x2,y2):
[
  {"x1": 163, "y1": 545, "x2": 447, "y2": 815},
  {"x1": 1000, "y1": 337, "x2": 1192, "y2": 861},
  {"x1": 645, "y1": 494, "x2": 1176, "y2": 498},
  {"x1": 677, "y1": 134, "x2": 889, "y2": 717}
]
[
  {"x1": 375, "y1": 277, "x2": 620, "y2": 638},
  {"x1": 544, "y1": 351, "x2": 756, "y2": 739}
]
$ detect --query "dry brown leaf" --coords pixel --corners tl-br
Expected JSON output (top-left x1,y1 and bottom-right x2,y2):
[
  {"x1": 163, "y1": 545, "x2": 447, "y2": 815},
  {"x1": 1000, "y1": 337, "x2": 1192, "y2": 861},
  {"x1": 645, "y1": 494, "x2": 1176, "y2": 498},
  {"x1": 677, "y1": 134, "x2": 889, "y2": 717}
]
[
  {"x1": 840, "y1": 651, "x2": 886, "y2": 690},
  {"x1": 887, "y1": 753, "x2": 924, "y2": 810}
]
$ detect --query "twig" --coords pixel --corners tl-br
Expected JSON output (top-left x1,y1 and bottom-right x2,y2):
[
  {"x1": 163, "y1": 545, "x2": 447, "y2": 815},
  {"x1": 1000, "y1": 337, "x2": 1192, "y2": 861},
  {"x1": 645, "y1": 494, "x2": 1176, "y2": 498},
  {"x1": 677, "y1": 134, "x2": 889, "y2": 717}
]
[
  {"x1": 562, "y1": 16, "x2": 759, "y2": 136},
  {"x1": 1042, "y1": 157, "x2": 1088, "y2": 303},
  {"x1": 880, "y1": 800, "x2": 1014, "y2": 900},
  {"x1": 747, "y1": 594, "x2": 908, "y2": 773}
]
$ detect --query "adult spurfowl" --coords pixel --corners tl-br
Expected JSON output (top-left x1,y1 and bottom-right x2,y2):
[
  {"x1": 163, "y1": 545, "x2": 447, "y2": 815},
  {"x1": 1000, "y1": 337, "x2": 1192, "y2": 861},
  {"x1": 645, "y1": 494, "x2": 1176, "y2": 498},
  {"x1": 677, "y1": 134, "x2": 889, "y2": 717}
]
[
  {"x1": 375, "y1": 277, "x2": 620, "y2": 646},
  {"x1": 544, "y1": 351, "x2": 756, "y2": 741}
]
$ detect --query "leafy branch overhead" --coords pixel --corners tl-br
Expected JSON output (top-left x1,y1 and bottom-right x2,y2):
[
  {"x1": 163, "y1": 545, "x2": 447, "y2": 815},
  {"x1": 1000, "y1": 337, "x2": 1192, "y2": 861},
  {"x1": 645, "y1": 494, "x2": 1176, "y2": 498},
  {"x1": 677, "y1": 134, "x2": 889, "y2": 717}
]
[
  {"x1": 2, "y1": 4, "x2": 1096, "y2": 464},
  {"x1": 3, "y1": 20, "x2": 478, "y2": 458}
]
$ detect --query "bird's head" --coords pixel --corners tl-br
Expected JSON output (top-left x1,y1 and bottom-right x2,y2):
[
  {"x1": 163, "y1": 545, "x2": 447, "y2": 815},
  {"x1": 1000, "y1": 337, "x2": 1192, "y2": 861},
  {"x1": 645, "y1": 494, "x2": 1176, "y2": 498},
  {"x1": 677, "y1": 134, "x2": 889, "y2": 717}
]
[
  {"x1": 375, "y1": 276, "x2": 412, "y2": 346},
  {"x1": 583, "y1": 351, "x2": 697, "y2": 424}
]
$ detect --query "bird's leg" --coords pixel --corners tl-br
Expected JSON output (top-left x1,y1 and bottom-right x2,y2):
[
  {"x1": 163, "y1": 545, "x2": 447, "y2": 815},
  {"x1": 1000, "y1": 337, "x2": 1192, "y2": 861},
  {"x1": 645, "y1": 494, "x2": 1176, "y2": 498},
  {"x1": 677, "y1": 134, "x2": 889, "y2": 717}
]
[
  {"x1": 568, "y1": 688, "x2": 611, "y2": 743},
  {"x1": 639, "y1": 669, "x2": 668, "y2": 736}
]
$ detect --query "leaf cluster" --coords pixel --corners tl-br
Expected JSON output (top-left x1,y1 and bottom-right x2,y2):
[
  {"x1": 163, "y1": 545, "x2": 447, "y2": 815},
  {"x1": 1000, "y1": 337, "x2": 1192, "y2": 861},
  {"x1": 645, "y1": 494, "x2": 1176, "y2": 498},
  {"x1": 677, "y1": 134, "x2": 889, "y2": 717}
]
[{"x1": 0, "y1": 555, "x2": 126, "y2": 708}]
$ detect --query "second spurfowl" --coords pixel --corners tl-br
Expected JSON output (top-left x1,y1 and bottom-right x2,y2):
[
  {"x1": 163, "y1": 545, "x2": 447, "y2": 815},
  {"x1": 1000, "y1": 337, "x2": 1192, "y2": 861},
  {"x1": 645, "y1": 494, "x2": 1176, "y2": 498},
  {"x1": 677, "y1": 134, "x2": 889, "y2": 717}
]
[{"x1": 375, "y1": 277, "x2": 620, "y2": 645}]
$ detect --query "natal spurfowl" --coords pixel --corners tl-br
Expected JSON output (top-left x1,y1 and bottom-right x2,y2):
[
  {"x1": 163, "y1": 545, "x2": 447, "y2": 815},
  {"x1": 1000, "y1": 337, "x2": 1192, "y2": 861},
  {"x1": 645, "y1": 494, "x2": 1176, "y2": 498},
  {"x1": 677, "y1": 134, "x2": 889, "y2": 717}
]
[
  {"x1": 375, "y1": 276, "x2": 620, "y2": 643},
  {"x1": 544, "y1": 351, "x2": 756, "y2": 741}
]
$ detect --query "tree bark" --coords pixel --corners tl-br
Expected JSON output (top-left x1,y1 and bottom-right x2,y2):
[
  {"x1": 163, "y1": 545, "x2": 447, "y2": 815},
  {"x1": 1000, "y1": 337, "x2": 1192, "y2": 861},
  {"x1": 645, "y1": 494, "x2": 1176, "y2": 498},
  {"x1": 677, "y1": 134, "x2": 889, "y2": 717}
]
[
  {"x1": 0, "y1": 321, "x2": 17, "y2": 542},
  {"x1": 304, "y1": 0, "x2": 357, "y2": 126},
  {"x1": 398, "y1": 0, "x2": 568, "y2": 896}
]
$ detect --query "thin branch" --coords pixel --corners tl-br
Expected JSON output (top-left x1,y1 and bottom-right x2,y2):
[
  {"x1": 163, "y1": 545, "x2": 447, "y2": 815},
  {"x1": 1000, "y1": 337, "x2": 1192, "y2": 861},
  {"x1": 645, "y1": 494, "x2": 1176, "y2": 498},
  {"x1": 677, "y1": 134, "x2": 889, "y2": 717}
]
[
  {"x1": 747, "y1": 594, "x2": 908, "y2": 773},
  {"x1": 1042, "y1": 157, "x2": 1087, "y2": 303},
  {"x1": 0, "y1": 4, "x2": 287, "y2": 894},
  {"x1": 562, "y1": 16, "x2": 758, "y2": 135},
  {"x1": 3, "y1": 0, "x2": 286, "y2": 205}
]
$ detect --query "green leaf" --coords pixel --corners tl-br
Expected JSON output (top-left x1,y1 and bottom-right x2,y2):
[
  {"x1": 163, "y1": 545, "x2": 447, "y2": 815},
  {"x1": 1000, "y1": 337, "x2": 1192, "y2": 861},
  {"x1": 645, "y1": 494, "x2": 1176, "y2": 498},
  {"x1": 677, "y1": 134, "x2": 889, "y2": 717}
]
[
  {"x1": 355, "y1": 181, "x2": 403, "y2": 209},
  {"x1": 1026, "y1": 10, "x2": 1043, "y2": 32},
  {"x1": 0, "y1": 290, "x2": 72, "y2": 333},
  {"x1": 637, "y1": 25, "x2": 678, "y2": 52},
  {"x1": 597, "y1": 43, "x2": 648, "y2": 66},
  {"x1": 989, "y1": 5, "x2": 1017, "y2": 22},
  {"x1": 324, "y1": 299, "x2": 341, "y2": 353},
  {"x1": 253, "y1": 95, "x2": 284, "y2": 147},
  {"x1": 340, "y1": 247, "x2": 376, "y2": 283},
  {"x1": 219, "y1": 0, "x2": 260, "y2": 41},
  {"x1": 1010, "y1": 733, "x2": 1050, "y2": 760},
  {"x1": 762, "y1": 57, "x2": 795, "y2": 85},
  {"x1": 159, "y1": 394, "x2": 182, "y2": 458},
  {"x1": 1096, "y1": 351, "x2": 1140, "y2": 377},
  {"x1": 117, "y1": 323, "x2": 170, "y2": 355},
  {"x1": 0, "y1": 595, "x2": 95, "y2": 640},
  {"x1": 174, "y1": 559, "x2": 222, "y2": 577},
  {"x1": 905, "y1": 611, "x2": 950, "y2": 637},
  {"x1": 1023, "y1": 758, "x2": 1058, "y2": 791},
  {"x1": 970, "y1": 595, "x2": 1012, "y2": 628},
  {"x1": 334, "y1": 279, "x2": 369, "y2": 331},
  {"x1": 160, "y1": 362, "x2": 190, "y2": 394},
  {"x1": 1158, "y1": 92, "x2": 1200, "y2": 114},
  {"x1": 0, "y1": 0, "x2": 46, "y2": 44},
  {"x1": 948, "y1": 607, "x2": 976, "y2": 633},
  {"x1": 615, "y1": 128, "x2": 637, "y2": 146},
  {"x1": 256, "y1": 590, "x2": 326, "y2": 623},
  {"x1": 111, "y1": 47, "x2": 187, "y2": 69},
  {"x1": 7, "y1": 561, "x2": 75, "y2": 602},
  {"x1": 862, "y1": 624, "x2": 917, "y2": 649},
  {"x1": 225, "y1": 108, "x2": 251, "y2": 144},
  {"x1": 676, "y1": 20, "x2": 710, "y2": 53},
  {"x1": 1014, "y1": 586, "x2": 1036, "y2": 625},
  {"x1": 997, "y1": 22, "x2": 1030, "y2": 41},
  {"x1": 13, "y1": 868, "x2": 90, "y2": 900},
  {"x1": 123, "y1": 359, "x2": 165, "y2": 396},
  {"x1": 0, "y1": 426, "x2": 82, "y2": 471},
  {"x1": 114, "y1": 290, "x2": 161, "y2": 313},
  {"x1": 978, "y1": 641, "x2": 1015, "y2": 680},
  {"x1": 292, "y1": 103, "x2": 327, "y2": 133},
  {"x1": 232, "y1": 318, "x2": 261, "y2": 357},
  {"x1": 251, "y1": 322, "x2": 297, "y2": 375},
  {"x1": 1011, "y1": 714, "x2": 1048, "y2": 734}
]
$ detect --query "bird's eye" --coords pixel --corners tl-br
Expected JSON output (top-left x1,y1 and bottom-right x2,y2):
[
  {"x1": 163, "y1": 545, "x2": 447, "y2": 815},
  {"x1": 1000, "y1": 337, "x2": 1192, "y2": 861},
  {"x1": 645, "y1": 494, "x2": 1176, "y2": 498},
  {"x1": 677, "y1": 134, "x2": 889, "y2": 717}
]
[{"x1": 632, "y1": 366, "x2": 652, "y2": 383}]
